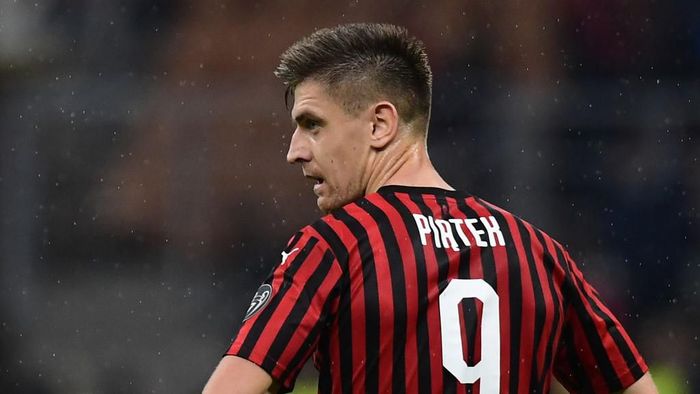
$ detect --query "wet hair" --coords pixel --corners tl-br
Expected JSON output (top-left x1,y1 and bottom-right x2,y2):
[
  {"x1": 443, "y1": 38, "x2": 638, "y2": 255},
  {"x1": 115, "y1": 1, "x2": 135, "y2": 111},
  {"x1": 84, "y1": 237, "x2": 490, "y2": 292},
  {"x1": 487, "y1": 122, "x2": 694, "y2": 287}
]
[{"x1": 275, "y1": 23, "x2": 433, "y2": 131}]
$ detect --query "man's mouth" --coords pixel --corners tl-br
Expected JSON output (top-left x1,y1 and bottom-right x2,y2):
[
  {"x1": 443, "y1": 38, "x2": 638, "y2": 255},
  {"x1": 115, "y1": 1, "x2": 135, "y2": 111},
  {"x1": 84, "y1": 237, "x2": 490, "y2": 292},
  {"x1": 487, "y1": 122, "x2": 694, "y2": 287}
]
[{"x1": 305, "y1": 175, "x2": 325, "y2": 192}]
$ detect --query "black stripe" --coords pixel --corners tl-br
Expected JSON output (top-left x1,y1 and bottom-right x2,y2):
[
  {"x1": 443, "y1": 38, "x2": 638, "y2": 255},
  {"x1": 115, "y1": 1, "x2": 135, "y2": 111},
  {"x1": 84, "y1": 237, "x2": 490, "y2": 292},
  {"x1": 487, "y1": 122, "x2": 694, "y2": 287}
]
[
  {"x1": 483, "y1": 204, "x2": 523, "y2": 394},
  {"x1": 310, "y1": 219, "x2": 352, "y2": 394},
  {"x1": 452, "y1": 197, "x2": 487, "y2": 394},
  {"x1": 448, "y1": 198, "x2": 479, "y2": 393},
  {"x1": 549, "y1": 241, "x2": 574, "y2": 300},
  {"x1": 273, "y1": 251, "x2": 337, "y2": 384},
  {"x1": 531, "y1": 229, "x2": 563, "y2": 389},
  {"x1": 378, "y1": 185, "x2": 472, "y2": 198},
  {"x1": 549, "y1": 243, "x2": 589, "y2": 390},
  {"x1": 560, "y1": 321, "x2": 595, "y2": 392},
  {"x1": 431, "y1": 194, "x2": 461, "y2": 393},
  {"x1": 337, "y1": 269, "x2": 354, "y2": 394},
  {"x1": 317, "y1": 355, "x2": 333, "y2": 394},
  {"x1": 263, "y1": 231, "x2": 308, "y2": 279},
  {"x1": 286, "y1": 231, "x2": 303, "y2": 250},
  {"x1": 335, "y1": 269, "x2": 353, "y2": 394},
  {"x1": 333, "y1": 206, "x2": 380, "y2": 394},
  {"x1": 312, "y1": 270, "x2": 342, "y2": 394},
  {"x1": 513, "y1": 219, "x2": 548, "y2": 393},
  {"x1": 311, "y1": 220, "x2": 349, "y2": 270},
  {"x1": 315, "y1": 279, "x2": 341, "y2": 394},
  {"x1": 359, "y1": 197, "x2": 408, "y2": 394},
  {"x1": 433, "y1": 194, "x2": 454, "y2": 286},
  {"x1": 552, "y1": 243, "x2": 622, "y2": 389},
  {"x1": 559, "y1": 244, "x2": 642, "y2": 390},
  {"x1": 383, "y1": 192, "x2": 432, "y2": 394},
  {"x1": 236, "y1": 237, "x2": 319, "y2": 359},
  {"x1": 571, "y1": 261, "x2": 645, "y2": 388},
  {"x1": 411, "y1": 193, "x2": 455, "y2": 394}
]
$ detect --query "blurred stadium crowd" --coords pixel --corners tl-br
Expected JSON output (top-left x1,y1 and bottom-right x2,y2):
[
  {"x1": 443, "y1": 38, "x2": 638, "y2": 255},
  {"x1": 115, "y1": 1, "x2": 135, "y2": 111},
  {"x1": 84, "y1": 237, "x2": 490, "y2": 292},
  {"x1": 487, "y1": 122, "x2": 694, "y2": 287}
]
[{"x1": 0, "y1": 0, "x2": 698, "y2": 392}]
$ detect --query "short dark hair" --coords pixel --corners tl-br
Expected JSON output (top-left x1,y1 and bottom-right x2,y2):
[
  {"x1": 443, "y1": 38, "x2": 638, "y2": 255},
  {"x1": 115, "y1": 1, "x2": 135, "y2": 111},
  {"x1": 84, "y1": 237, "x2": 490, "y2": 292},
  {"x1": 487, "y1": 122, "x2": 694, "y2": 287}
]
[{"x1": 275, "y1": 23, "x2": 433, "y2": 131}]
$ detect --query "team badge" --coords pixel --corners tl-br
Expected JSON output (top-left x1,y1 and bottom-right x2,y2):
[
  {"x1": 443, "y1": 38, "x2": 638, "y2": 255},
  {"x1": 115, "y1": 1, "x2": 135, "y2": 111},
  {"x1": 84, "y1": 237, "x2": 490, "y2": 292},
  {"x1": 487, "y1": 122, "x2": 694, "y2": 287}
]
[{"x1": 243, "y1": 284, "x2": 273, "y2": 321}]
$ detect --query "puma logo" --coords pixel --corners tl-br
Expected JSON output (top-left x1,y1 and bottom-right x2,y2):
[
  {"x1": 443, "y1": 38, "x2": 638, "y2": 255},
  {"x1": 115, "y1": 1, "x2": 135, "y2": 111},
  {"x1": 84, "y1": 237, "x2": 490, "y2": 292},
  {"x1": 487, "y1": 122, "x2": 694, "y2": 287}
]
[{"x1": 281, "y1": 248, "x2": 300, "y2": 265}]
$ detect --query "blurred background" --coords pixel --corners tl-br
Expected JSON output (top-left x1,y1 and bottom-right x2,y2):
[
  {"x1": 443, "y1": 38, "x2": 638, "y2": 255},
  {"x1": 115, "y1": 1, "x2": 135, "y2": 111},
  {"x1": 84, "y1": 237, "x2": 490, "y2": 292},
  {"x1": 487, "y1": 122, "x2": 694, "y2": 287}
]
[{"x1": 0, "y1": 0, "x2": 697, "y2": 392}]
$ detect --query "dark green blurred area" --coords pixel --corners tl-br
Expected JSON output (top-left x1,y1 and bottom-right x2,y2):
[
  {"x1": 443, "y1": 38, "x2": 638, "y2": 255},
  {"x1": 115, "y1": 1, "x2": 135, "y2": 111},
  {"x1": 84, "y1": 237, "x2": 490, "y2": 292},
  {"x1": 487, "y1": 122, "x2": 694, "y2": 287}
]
[{"x1": 0, "y1": 0, "x2": 697, "y2": 392}]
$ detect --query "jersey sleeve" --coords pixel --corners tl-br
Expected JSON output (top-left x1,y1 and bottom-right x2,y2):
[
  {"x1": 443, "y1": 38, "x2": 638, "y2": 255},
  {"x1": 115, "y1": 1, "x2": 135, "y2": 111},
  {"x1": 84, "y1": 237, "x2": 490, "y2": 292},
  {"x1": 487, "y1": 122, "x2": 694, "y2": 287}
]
[
  {"x1": 226, "y1": 228, "x2": 342, "y2": 393},
  {"x1": 553, "y1": 249, "x2": 648, "y2": 393}
]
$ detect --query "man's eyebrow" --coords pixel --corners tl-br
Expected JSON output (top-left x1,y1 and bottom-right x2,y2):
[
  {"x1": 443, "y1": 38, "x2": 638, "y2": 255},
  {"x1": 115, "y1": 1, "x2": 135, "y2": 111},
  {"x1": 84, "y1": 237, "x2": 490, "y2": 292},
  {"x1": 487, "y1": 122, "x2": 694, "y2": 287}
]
[
  {"x1": 292, "y1": 112, "x2": 322, "y2": 126},
  {"x1": 292, "y1": 113, "x2": 306, "y2": 125}
]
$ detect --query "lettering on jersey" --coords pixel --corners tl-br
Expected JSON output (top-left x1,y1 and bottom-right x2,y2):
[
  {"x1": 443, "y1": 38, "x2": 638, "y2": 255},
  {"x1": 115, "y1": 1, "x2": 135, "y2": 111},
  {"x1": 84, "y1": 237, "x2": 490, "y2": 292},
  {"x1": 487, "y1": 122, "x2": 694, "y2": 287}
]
[
  {"x1": 243, "y1": 284, "x2": 272, "y2": 321},
  {"x1": 413, "y1": 214, "x2": 506, "y2": 250}
]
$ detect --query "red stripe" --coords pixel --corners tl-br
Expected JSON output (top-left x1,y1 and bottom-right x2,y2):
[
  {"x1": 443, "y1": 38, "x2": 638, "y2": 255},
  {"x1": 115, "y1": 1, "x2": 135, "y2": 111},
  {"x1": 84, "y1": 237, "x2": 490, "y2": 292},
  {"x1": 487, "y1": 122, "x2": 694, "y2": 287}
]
[
  {"x1": 422, "y1": 197, "x2": 460, "y2": 276},
  {"x1": 284, "y1": 334, "x2": 319, "y2": 389},
  {"x1": 327, "y1": 296, "x2": 342, "y2": 392},
  {"x1": 541, "y1": 237, "x2": 577, "y2": 391},
  {"x1": 540, "y1": 234, "x2": 569, "y2": 356},
  {"x1": 273, "y1": 254, "x2": 341, "y2": 382},
  {"x1": 445, "y1": 196, "x2": 484, "y2": 394},
  {"x1": 416, "y1": 194, "x2": 446, "y2": 394},
  {"x1": 568, "y1": 305, "x2": 608, "y2": 392},
  {"x1": 422, "y1": 196, "x2": 464, "y2": 283},
  {"x1": 304, "y1": 226, "x2": 347, "y2": 392},
  {"x1": 370, "y1": 195, "x2": 421, "y2": 392},
  {"x1": 346, "y1": 204, "x2": 395, "y2": 393},
  {"x1": 522, "y1": 222, "x2": 555, "y2": 385},
  {"x1": 396, "y1": 192, "x2": 443, "y2": 394},
  {"x1": 505, "y1": 216, "x2": 535, "y2": 392},
  {"x1": 562, "y1": 249, "x2": 646, "y2": 386},
  {"x1": 466, "y1": 198, "x2": 510, "y2": 393},
  {"x1": 247, "y1": 237, "x2": 326, "y2": 371},
  {"x1": 227, "y1": 236, "x2": 310, "y2": 355},
  {"x1": 321, "y1": 213, "x2": 367, "y2": 392},
  {"x1": 422, "y1": 195, "x2": 467, "y2": 394},
  {"x1": 307, "y1": 225, "x2": 345, "y2": 393}
]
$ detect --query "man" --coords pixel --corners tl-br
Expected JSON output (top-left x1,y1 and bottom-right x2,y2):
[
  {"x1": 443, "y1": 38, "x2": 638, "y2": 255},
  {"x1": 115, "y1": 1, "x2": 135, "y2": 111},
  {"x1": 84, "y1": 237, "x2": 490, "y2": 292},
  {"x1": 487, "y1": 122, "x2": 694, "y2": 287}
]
[{"x1": 204, "y1": 23, "x2": 656, "y2": 393}]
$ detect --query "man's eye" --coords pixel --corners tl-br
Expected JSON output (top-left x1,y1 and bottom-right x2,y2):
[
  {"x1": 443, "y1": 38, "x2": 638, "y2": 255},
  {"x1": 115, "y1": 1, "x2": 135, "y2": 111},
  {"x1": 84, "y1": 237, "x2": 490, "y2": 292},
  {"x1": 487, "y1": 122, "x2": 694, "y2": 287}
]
[{"x1": 303, "y1": 119, "x2": 320, "y2": 130}]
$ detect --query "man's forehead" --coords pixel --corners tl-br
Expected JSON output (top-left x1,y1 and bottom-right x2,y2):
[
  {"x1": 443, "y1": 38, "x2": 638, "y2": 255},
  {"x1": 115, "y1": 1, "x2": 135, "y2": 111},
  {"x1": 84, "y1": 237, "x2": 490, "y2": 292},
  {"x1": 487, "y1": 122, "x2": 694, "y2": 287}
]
[{"x1": 290, "y1": 80, "x2": 333, "y2": 117}]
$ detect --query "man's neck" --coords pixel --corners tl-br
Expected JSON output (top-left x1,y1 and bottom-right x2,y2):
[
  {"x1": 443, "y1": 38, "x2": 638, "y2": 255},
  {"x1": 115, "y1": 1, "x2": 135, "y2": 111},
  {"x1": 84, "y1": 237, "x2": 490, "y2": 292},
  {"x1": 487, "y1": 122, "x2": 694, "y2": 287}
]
[{"x1": 365, "y1": 139, "x2": 454, "y2": 194}]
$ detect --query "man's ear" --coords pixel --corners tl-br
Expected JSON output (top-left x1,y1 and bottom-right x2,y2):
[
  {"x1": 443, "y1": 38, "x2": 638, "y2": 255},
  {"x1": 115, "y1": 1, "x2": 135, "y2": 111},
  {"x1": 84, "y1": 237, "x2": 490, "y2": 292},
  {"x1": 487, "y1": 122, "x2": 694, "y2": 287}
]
[{"x1": 369, "y1": 101, "x2": 399, "y2": 149}]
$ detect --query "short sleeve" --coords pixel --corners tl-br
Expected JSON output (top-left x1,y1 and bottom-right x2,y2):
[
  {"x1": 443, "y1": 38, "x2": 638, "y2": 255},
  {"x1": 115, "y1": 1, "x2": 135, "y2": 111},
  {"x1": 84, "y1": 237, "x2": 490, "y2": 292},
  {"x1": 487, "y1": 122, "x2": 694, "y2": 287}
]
[
  {"x1": 226, "y1": 228, "x2": 342, "y2": 393},
  {"x1": 553, "y1": 250, "x2": 648, "y2": 393}
]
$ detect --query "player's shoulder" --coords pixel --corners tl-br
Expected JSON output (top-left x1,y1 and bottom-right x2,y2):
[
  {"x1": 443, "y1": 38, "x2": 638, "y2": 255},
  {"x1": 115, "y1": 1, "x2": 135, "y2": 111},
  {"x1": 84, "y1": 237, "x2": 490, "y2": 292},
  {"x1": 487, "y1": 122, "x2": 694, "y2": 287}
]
[
  {"x1": 290, "y1": 194, "x2": 392, "y2": 262},
  {"x1": 473, "y1": 195, "x2": 567, "y2": 253},
  {"x1": 292, "y1": 210, "x2": 357, "y2": 266}
]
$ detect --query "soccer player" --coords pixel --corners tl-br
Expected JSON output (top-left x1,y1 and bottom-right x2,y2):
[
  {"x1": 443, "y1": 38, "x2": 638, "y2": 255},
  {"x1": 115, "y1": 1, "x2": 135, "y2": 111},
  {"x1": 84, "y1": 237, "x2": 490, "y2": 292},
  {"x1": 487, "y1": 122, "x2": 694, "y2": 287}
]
[{"x1": 204, "y1": 23, "x2": 657, "y2": 394}]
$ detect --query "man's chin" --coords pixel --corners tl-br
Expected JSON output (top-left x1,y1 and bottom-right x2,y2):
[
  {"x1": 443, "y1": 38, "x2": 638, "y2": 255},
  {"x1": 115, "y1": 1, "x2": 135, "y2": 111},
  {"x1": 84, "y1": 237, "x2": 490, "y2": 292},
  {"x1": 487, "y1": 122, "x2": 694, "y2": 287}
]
[
  {"x1": 316, "y1": 191, "x2": 363, "y2": 214},
  {"x1": 316, "y1": 196, "x2": 342, "y2": 215},
  {"x1": 316, "y1": 198, "x2": 332, "y2": 214}
]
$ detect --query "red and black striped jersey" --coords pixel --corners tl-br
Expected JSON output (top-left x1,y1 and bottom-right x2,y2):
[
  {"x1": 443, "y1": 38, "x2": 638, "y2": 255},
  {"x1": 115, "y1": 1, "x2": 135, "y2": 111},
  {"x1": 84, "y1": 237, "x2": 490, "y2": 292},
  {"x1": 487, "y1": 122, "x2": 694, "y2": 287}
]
[{"x1": 226, "y1": 185, "x2": 648, "y2": 393}]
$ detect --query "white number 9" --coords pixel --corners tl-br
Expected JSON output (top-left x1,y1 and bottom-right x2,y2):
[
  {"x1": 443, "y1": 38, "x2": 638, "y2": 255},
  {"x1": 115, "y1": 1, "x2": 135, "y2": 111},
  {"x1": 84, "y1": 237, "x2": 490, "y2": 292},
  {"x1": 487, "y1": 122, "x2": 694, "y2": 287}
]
[{"x1": 439, "y1": 279, "x2": 500, "y2": 392}]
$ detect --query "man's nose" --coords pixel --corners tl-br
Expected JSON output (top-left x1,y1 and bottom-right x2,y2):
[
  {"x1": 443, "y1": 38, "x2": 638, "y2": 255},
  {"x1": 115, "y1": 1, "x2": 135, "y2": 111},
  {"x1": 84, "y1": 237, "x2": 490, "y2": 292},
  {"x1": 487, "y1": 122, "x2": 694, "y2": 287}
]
[{"x1": 286, "y1": 128, "x2": 311, "y2": 164}]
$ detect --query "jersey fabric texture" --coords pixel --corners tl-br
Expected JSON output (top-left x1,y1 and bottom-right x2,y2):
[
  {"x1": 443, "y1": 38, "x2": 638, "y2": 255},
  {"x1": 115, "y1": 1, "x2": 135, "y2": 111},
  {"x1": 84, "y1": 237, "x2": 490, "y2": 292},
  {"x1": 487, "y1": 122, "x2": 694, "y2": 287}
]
[{"x1": 226, "y1": 185, "x2": 648, "y2": 393}]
